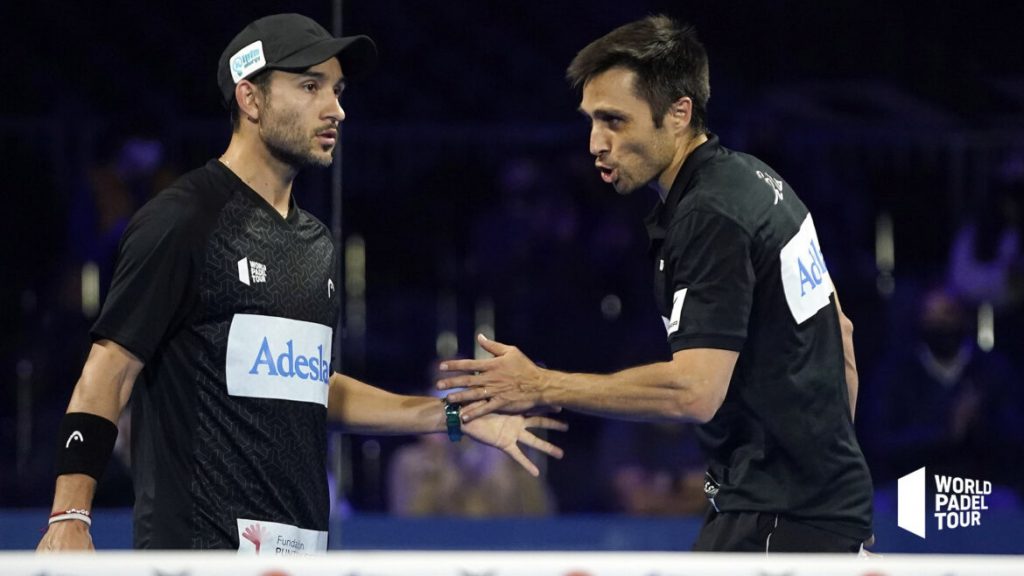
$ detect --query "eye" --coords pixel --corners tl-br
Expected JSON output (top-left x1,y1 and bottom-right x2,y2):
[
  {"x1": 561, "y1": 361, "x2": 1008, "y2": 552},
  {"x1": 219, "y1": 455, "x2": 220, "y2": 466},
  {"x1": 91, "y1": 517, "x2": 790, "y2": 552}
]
[{"x1": 303, "y1": 82, "x2": 318, "y2": 93}]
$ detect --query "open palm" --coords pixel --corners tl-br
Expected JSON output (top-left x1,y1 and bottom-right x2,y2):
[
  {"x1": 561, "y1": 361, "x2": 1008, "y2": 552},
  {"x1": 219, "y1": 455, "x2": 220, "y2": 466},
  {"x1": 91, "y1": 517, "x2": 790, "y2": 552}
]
[{"x1": 462, "y1": 410, "x2": 567, "y2": 476}]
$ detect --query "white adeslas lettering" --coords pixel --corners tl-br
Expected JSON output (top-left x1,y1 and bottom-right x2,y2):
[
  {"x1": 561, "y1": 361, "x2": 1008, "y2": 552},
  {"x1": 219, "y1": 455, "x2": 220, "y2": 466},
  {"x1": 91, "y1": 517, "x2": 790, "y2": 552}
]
[
  {"x1": 226, "y1": 314, "x2": 332, "y2": 406},
  {"x1": 779, "y1": 214, "x2": 834, "y2": 324}
]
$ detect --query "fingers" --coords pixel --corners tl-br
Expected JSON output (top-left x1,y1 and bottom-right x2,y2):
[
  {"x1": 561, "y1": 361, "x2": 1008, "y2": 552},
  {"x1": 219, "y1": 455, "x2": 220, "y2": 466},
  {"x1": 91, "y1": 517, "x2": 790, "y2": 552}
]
[
  {"x1": 519, "y1": 431, "x2": 564, "y2": 459},
  {"x1": 443, "y1": 386, "x2": 492, "y2": 405},
  {"x1": 524, "y1": 405, "x2": 562, "y2": 417},
  {"x1": 436, "y1": 375, "x2": 487, "y2": 393},
  {"x1": 438, "y1": 357, "x2": 492, "y2": 374},
  {"x1": 525, "y1": 416, "x2": 569, "y2": 433},
  {"x1": 460, "y1": 397, "x2": 504, "y2": 421},
  {"x1": 503, "y1": 446, "x2": 540, "y2": 477},
  {"x1": 477, "y1": 333, "x2": 514, "y2": 356}
]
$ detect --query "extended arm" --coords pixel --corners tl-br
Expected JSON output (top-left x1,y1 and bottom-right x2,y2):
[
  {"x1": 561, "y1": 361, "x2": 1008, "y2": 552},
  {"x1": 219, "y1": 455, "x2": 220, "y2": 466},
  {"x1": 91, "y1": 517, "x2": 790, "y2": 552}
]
[
  {"x1": 439, "y1": 334, "x2": 737, "y2": 424},
  {"x1": 37, "y1": 340, "x2": 142, "y2": 552},
  {"x1": 327, "y1": 372, "x2": 566, "y2": 476}
]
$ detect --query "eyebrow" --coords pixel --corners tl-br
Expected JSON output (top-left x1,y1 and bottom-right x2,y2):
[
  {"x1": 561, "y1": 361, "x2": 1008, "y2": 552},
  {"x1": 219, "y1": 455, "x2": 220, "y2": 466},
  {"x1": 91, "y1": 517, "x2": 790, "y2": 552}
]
[
  {"x1": 581, "y1": 107, "x2": 631, "y2": 121},
  {"x1": 296, "y1": 70, "x2": 346, "y2": 91}
]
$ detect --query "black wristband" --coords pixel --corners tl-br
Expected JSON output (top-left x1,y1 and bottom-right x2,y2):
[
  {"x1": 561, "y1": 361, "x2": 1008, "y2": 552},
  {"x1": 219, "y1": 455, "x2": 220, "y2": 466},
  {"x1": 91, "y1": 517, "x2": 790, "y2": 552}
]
[{"x1": 55, "y1": 412, "x2": 118, "y2": 481}]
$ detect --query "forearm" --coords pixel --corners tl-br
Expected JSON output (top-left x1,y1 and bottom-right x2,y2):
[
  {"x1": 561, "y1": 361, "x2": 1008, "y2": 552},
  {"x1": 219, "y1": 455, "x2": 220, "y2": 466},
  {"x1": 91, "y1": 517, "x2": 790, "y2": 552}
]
[
  {"x1": 50, "y1": 340, "x2": 140, "y2": 512},
  {"x1": 66, "y1": 342, "x2": 137, "y2": 421},
  {"x1": 50, "y1": 475, "x2": 97, "y2": 514},
  {"x1": 327, "y1": 373, "x2": 445, "y2": 435},
  {"x1": 542, "y1": 349, "x2": 736, "y2": 423}
]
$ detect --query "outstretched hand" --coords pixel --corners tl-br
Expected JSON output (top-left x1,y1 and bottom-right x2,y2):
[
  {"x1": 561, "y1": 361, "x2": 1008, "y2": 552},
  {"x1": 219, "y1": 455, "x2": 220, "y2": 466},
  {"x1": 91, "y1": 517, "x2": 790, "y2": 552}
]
[
  {"x1": 437, "y1": 334, "x2": 554, "y2": 421},
  {"x1": 461, "y1": 405, "x2": 568, "y2": 476}
]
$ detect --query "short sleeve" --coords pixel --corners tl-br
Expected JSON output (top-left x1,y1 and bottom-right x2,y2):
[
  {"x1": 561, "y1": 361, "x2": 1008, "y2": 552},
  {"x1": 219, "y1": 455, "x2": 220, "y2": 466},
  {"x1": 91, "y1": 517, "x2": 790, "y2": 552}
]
[
  {"x1": 664, "y1": 209, "x2": 754, "y2": 352},
  {"x1": 90, "y1": 192, "x2": 200, "y2": 362}
]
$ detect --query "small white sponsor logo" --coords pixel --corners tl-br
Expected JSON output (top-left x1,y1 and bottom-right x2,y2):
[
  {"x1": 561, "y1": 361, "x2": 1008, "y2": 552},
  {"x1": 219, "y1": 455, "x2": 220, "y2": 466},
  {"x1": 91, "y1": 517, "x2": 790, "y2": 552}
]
[
  {"x1": 328, "y1": 278, "x2": 335, "y2": 299},
  {"x1": 65, "y1": 431, "x2": 84, "y2": 449},
  {"x1": 229, "y1": 40, "x2": 266, "y2": 83},
  {"x1": 756, "y1": 169, "x2": 784, "y2": 205},
  {"x1": 666, "y1": 288, "x2": 688, "y2": 335},
  {"x1": 779, "y1": 214, "x2": 833, "y2": 324},
  {"x1": 237, "y1": 518, "x2": 327, "y2": 555},
  {"x1": 237, "y1": 257, "x2": 267, "y2": 285},
  {"x1": 226, "y1": 314, "x2": 333, "y2": 406},
  {"x1": 898, "y1": 466, "x2": 992, "y2": 538}
]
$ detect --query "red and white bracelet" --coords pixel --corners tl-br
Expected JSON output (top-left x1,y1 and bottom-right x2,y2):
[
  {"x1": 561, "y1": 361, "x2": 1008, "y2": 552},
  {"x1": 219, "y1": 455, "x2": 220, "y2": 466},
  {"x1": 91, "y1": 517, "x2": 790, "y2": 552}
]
[{"x1": 48, "y1": 508, "x2": 92, "y2": 527}]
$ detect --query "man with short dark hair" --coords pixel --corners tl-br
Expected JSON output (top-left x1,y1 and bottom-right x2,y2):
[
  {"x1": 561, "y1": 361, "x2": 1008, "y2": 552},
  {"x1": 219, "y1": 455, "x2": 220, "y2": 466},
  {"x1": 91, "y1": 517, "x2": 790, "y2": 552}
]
[
  {"x1": 37, "y1": 13, "x2": 565, "y2": 552},
  {"x1": 440, "y1": 15, "x2": 873, "y2": 553}
]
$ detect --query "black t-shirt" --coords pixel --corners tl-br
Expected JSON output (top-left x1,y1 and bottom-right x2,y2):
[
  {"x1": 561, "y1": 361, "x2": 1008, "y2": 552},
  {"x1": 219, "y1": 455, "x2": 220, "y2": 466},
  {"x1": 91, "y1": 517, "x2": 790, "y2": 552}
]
[
  {"x1": 92, "y1": 160, "x2": 340, "y2": 552},
  {"x1": 646, "y1": 135, "x2": 873, "y2": 539}
]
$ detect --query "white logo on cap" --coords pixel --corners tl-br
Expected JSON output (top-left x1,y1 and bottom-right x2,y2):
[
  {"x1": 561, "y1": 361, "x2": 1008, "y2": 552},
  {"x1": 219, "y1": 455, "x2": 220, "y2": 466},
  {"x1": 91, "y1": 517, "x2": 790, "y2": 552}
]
[{"x1": 230, "y1": 40, "x2": 266, "y2": 83}]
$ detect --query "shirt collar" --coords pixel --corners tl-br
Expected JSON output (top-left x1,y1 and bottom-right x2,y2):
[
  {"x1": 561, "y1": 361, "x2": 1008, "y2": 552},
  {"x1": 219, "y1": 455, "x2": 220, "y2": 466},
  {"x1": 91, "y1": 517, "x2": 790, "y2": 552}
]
[{"x1": 644, "y1": 133, "x2": 720, "y2": 244}]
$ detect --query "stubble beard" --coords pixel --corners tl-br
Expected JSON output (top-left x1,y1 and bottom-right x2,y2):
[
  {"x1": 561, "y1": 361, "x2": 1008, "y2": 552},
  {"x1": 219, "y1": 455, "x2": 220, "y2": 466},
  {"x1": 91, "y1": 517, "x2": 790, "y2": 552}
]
[{"x1": 260, "y1": 101, "x2": 334, "y2": 169}]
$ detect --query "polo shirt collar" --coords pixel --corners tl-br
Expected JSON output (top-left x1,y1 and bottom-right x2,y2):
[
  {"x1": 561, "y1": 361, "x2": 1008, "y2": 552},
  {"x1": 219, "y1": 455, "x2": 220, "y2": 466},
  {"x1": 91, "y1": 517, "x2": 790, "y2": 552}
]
[{"x1": 645, "y1": 133, "x2": 720, "y2": 244}]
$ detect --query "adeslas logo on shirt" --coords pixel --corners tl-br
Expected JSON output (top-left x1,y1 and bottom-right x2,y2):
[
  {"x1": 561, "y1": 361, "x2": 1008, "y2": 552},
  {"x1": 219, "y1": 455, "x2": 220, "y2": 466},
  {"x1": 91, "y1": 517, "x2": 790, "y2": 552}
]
[
  {"x1": 226, "y1": 314, "x2": 333, "y2": 406},
  {"x1": 249, "y1": 337, "x2": 329, "y2": 384},
  {"x1": 779, "y1": 214, "x2": 834, "y2": 324}
]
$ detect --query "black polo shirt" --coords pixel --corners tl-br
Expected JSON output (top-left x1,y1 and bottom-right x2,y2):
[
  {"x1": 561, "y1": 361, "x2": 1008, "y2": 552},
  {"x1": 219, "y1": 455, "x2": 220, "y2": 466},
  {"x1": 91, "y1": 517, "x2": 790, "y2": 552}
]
[
  {"x1": 646, "y1": 135, "x2": 873, "y2": 539},
  {"x1": 92, "y1": 160, "x2": 339, "y2": 552}
]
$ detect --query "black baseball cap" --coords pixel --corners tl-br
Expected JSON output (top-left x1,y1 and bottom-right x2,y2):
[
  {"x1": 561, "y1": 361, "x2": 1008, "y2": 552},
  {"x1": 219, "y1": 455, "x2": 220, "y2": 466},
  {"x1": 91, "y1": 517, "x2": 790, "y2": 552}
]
[{"x1": 217, "y1": 13, "x2": 377, "y2": 105}]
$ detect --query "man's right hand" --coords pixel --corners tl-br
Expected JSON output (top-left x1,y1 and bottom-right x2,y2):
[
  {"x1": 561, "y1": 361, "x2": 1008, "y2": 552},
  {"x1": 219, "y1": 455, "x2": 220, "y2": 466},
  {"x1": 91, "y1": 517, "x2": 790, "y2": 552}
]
[{"x1": 37, "y1": 519, "x2": 94, "y2": 552}]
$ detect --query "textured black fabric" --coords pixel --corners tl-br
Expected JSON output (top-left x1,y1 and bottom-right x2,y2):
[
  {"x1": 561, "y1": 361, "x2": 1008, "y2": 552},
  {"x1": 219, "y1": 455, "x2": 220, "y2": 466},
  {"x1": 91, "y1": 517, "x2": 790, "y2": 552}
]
[
  {"x1": 92, "y1": 160, "x2": 340, "y2": 549},
  {"x1": 647, "y1": 135, "x2": 873, "y2": 540}
]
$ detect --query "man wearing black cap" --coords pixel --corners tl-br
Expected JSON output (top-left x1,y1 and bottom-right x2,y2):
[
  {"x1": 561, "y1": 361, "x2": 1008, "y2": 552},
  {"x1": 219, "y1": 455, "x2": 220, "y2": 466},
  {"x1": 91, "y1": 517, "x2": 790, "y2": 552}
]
[{"x1": 37, "y1": 13, "x2": 565, "y2": 553}]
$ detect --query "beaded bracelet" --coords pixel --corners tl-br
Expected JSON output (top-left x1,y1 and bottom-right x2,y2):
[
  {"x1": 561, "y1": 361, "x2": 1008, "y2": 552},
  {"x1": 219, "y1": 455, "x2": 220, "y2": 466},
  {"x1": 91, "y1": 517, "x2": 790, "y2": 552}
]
[{"x1": 48, "y1": 508, "x2": 92, "y2": 527}]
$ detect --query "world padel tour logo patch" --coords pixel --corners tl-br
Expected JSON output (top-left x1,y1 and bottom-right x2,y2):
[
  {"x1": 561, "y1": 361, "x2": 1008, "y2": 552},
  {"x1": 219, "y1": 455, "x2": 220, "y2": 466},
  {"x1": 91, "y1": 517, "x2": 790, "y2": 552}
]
[{"x1": 898, "y1": 467, "x2": 992, "y2": 538}]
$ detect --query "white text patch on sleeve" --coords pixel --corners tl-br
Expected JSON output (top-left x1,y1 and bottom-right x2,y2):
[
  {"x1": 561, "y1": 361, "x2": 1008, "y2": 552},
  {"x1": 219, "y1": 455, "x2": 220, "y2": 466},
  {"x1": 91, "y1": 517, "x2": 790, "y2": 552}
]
[
  {"x1": 780, "y1": 214, "x2": 833, "y2": 324},
  {"x1": 666, "y1": 288, "x2": 688, "y2": 335}
]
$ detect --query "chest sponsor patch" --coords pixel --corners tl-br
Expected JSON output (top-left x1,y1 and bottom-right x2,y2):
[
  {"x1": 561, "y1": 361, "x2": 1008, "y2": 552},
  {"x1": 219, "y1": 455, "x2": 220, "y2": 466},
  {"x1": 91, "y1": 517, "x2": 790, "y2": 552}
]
[
  {"x1": 780, "y1": 214, "x2": 833, "y2": 324},
  {"x1": 226, "y1": 314, "x2": 333, "y2": 406},
  {"x1": 237, "y1": 518, "x2": 327, "y2": 555}
]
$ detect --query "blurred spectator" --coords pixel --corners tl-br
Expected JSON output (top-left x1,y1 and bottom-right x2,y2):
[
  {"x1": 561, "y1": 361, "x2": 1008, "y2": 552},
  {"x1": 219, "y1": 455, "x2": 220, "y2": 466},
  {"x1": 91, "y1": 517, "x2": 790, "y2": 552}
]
[
  {"x1": 864, "y1": 286, "x2": 1024, "y2": 494},
  {"x1": 948, "y1": 153, "x2": 1023, "y2": 310},
  {"x1": 388, "y1": 426, "x2": 555, "y2": 517},
  {"x1": 69, "y1": 131, "x2": 178, "y2": 302},
  {"x1": 597, "y1": 420, "x2": 706, "y2": 516}
]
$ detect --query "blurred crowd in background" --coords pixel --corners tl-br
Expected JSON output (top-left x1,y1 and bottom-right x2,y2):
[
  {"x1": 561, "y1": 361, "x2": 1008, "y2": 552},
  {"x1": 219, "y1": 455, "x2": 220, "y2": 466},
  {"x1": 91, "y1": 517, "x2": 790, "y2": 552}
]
[{"x1": 2, "y1": 0, "x2": 1024, "y2": 518}]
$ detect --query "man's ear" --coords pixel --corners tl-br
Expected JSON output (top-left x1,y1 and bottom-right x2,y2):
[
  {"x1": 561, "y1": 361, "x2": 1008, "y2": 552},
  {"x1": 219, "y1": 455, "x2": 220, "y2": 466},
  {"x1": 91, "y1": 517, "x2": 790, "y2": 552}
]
[
  {"x1": 235, "y1": 79, "x2": 262, "y2": 123},
  {"x1": 667, "y1": 96, "x2": 693, "y2": 134}
]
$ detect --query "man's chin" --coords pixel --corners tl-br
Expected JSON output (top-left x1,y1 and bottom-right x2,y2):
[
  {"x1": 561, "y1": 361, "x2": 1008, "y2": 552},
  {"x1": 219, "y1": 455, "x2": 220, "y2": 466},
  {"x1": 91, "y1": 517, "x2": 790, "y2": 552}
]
[
  {"x1": 309, "y1": 150, "x2": 335, "y2": 168},
  {"x1": 612, "y1": 180, "x2": 637, "y2": 195}
]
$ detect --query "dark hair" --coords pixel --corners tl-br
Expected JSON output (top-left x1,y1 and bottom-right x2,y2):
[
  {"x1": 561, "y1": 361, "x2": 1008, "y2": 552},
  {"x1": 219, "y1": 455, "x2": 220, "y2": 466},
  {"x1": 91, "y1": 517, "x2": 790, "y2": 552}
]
[
  {"x1": 567, "y1": 15, "x2": 710, "y2": 133},
  {"x1": 228, "y1": 70, "x2": 274, "y2": 131}
]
